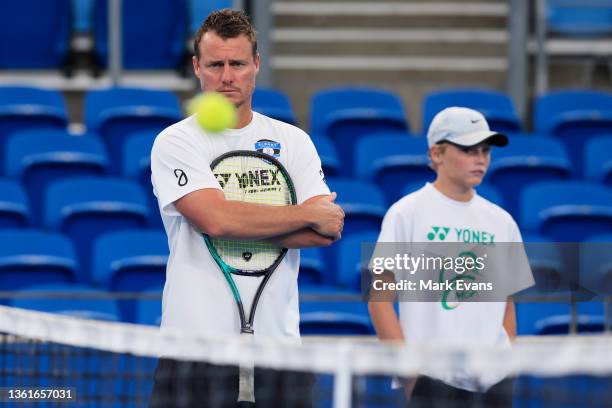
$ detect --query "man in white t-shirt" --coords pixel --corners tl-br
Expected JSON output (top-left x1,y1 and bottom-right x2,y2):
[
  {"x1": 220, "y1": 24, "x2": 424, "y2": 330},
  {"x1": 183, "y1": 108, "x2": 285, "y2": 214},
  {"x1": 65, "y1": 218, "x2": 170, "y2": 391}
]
[
  {"x1": 368, "y1": 107, "x2": 533, "y2": 407},
  {"x1": 149, "y1": 9, "x2": 344, "y2": 408}
]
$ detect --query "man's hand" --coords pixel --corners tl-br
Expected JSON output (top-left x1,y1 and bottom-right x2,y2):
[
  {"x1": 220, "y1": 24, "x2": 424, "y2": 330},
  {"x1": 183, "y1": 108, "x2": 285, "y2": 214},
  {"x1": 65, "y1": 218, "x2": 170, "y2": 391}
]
[{"x1": 302, "y1": 192, "x2": 345, "y2": 240}]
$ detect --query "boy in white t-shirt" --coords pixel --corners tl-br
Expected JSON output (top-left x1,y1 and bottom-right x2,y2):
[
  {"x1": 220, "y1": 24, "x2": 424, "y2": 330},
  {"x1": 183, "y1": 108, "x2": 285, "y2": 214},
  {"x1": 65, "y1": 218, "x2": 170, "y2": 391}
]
[{"x1": 368, "y1": 107, "x2": 533, "y2": 407}]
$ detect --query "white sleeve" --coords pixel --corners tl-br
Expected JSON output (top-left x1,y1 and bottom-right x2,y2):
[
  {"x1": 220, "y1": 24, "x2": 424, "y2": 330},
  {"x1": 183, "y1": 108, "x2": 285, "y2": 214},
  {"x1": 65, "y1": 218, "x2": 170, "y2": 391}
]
[
  {"x1": 289, "y1": 131, "x2": 330, "y2": 204},
  {"x1": 370, "y1": 205, "x2": 412, "y2": 276},
  {"x1": 377, "y1": 205, "x2": 411, "y2": 243},
  {"x1": 150, "y1": 130, "x2": 220, "y2": 217}
]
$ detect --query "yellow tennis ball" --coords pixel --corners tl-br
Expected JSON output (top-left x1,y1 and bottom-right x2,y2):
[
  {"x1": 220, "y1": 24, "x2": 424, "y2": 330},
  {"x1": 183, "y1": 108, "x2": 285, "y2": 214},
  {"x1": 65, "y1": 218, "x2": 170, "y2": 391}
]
[{"x1": 188, "y1": 92, "x2": 237, "y2": 133}]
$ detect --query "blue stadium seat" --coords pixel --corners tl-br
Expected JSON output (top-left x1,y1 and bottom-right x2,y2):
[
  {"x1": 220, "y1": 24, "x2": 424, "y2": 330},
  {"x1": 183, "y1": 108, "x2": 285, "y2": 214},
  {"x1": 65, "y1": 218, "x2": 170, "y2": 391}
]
[
  {"x1": 580, "y1": 234, "x2": 612, "y2": 299},
  {"x1": 44, "y1": 177, "x2": 150, "y2": 273},
  {"x1": 72, "y1": 0, "x2": 95, "y2": 33},
  {"x1": 299, "y1": 247, "x2": 325, "y2": 286},
  {"x1": 300, "y1": 293, "x2": 373, "y2": 335},
  {"x1": 84, "y1": 87, "x2": 182, "y2": 170},
  {"x1": 93, "y1": 0, "x2": 188, "y2": 69},
  {"x1": 0, "y1": 230, "x2": 78, "y2": 292},
  {"x1": 355, "y1": 133, "x2": 434, "y2": 205},
  {"x1": 189, "y1": 0, "x2": 233, "y2": 33},
  {"x1": 515, "y1": 301, "x2": 568, "y2": 335},
  {"x1": 326, "y1": 178, "x2": 386, "y2": 237},
  {"x1": 534, "y1": 90, "x2": 612, "y2": 176},
  {"x1": 402, "y1": 183, "x2": 506, "y2": 208},
  {"x1": 122, "y1": 130, "x2": 159, "y2": 226},
  {"x1": 93, "y1": 230, "x2": 167, "y2": 322},
  {"x1": 0, "y1": 1, "x2": 71, "y2": 68},
  {"x1": 547, "y1": 0, "x2": 612, "y2": 37},
  {"x1": 122, "y1": 131, "x2": 155, "y2": 183},
  {"x1": 520, "y1": 234, "x2": 569, "y2": 294},
  {"x1": 521, "y1": 182, "x2": 612, "y2": 242},
  {"x1": 336, "y1": 232, "x2": 379, "y2": 290},
  {"x1": 136, "y1": 286, "x2": 163, "y2": 326},
  {"x1": 189, "y1": 0, "x2": 234, "y2": 34},
  {"x1": 0, "y1": 180, "x2": 30, "y2": 228},
  {"x1": 10, "y1": 283, "x2": 119, "y2": 322},
  {"x1": 422, "y1": 88, "x2": 522, "y2": 134},
  {"x1": 6, "y1": 131, "x2": 108, "y2": 225},
  {"x1": 584, "y1": 135, "x2": 612, "y2": 185},
  {"x1": 321, "y1": 179, "x2": 385, "y2": 285},
  {"x1": 488, "y1": 137, "x2": 572, "y2": 219},
  {"x1": 310, "y1": 134, "x2": 341, "y2": 177},
  {"x1": 515, "y1": 301, "x2": 604, "y2": 335},
  {"x1": 0, "y1": 86, "x2": 68, "y2": 169},
  {"x1": 92, "y1": 230, "x2": 168, "y2": 291},
  {"x1": 253, "y1": 88, "x2": 297, "y2": 125},
  {"x1": 310, "y1": 87, "x2": 409, "y2": 176},
  {"x1": 474, "y1": 184, "x2": 505, "y2": 208}
]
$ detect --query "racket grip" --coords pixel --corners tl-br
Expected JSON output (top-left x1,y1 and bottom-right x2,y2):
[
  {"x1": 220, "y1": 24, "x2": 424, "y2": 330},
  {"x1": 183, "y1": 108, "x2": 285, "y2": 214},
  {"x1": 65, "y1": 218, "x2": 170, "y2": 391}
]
[
  {"x1": 237, "y1": 332, "x2": 255, "y2": 403},
  {"x1": 238, "y1": 364, "x2": 255, "y2": 403}
]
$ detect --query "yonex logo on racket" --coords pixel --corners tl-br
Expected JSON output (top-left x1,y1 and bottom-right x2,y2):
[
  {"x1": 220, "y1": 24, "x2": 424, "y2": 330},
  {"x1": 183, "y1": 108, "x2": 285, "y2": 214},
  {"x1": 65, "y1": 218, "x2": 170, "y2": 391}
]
[
  {"x1": 214, "y1": 169, "x2": 282, "y2": 191},
  {"x1": 427, "y1": 226, "x2": 450, "y2": 241}
]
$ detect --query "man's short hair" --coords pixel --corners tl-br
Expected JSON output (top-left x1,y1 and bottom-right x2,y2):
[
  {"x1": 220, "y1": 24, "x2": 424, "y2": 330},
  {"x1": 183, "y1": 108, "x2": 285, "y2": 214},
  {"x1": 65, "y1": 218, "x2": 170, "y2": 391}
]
[{"x1": 193, "y1": 9, "x2": 258, "y2": 60}]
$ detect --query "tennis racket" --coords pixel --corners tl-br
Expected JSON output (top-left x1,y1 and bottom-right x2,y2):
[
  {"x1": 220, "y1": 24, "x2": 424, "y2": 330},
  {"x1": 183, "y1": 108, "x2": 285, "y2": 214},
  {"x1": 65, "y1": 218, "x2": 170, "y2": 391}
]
[{"x1": 202, "y1": 150, "x2": 297, "y2": 406}]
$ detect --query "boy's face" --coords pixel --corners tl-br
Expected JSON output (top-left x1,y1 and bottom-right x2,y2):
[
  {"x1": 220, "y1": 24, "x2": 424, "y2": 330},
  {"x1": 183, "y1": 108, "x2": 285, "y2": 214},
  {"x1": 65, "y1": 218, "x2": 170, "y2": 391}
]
[{"x1": 431, "y1": 141, "x2": 491, "y2": 188}]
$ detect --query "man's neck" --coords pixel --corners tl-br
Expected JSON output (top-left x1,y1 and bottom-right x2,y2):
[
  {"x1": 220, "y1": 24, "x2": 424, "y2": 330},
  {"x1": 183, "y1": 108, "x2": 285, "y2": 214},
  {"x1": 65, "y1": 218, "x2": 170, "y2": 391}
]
[
  {"x1": 432, "y1": 178, "x2": 474, "y2": 202},
  {"x1": 234, "y1": 103, "x2": 253, "y2": 129}
]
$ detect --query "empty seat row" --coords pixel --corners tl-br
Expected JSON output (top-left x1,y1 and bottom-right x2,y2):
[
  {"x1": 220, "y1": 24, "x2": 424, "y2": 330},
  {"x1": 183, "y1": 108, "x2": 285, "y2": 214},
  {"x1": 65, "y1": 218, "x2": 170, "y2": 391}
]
[
  {"x1": 0, "y1": 173, "x2": 611, "y2": 246},
  {"x1": 7, "y1": 281, "x2": 373, "y2": 334},
  {"x1": 7, "y1": 281, "x2": 610, "y2": 336},
  {"x1": 0, "y1": 87, "x2": 612, "y2": 180},
  {"x1": 2, "y1": 127, "x2": 611, "y2": 222},
  {"x1": 1, "y1": 0, "x2": 234, "y2": 70},
  {"x1": 0, "y1": 229, "x2": 167, "y2": 292},
  {"x1": 0, "y1": 86, "x2": 294, "y2": 172},
  {"x1": 2, "y1": 129, "x2": 611, "y2": 236},
  {"x1": 311, "y1": 88, "x2": 612, "y2": 177}
]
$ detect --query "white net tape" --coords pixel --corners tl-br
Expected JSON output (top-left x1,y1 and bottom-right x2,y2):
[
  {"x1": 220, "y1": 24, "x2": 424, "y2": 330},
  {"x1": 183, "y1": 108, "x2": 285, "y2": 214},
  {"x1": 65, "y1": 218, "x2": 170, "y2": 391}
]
[{"x1": 2, "y1": 304, "x2": 612, "y2": 379}]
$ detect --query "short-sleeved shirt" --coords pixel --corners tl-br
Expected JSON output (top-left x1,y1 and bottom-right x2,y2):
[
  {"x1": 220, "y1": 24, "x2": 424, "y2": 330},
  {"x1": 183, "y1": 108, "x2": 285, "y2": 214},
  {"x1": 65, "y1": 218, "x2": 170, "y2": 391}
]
[
  {"x1": 376, "y1": 183, "x2": 533, "y2": 391},
  {"x1": 150, "y1": 112, "x2": 329, "y2": 339}
]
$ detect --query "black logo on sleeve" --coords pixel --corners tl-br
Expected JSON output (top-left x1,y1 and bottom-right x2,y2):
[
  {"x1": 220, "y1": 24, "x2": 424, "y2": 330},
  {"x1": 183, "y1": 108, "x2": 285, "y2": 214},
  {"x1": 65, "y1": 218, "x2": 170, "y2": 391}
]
[{"x1": 174, "y1": 169, "x2": 188, "y2": 186}]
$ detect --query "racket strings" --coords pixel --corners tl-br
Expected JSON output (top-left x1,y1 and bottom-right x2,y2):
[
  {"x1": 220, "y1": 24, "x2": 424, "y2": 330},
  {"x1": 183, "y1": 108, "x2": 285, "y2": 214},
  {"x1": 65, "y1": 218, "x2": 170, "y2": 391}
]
[{"x1": 210, "y1": 155, "x2": 293, "y2": 272}]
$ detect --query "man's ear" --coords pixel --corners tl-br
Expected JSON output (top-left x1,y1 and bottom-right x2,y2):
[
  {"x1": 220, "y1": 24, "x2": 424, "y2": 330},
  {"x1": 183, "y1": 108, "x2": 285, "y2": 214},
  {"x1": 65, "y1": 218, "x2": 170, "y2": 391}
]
[
  {"x1": 192, "y1": 56, "x2": 200, "y2": 76},
  {"x1": 254, "y1": 52, "x2": 260, "y2": 74}
]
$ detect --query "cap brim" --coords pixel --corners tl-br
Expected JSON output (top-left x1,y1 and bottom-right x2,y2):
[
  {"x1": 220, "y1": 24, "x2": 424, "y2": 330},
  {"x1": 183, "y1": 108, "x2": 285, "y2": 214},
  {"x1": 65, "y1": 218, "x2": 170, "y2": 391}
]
[{"x1": 448, "y1": 130, "x2": 508, "y2": 147}]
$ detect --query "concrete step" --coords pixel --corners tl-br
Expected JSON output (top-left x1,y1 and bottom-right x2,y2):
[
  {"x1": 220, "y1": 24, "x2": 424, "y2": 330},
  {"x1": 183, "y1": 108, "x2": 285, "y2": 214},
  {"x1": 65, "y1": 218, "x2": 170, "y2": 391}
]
[
  {"x1": 272, "y1": 55, "x2": 507, "y2": 74},
  {"x1": 273, "y1": 1, "x2": 507, "y2": 29},
  {"x1": 273, "y1": 28, "x2": 507, "y2": 57}
]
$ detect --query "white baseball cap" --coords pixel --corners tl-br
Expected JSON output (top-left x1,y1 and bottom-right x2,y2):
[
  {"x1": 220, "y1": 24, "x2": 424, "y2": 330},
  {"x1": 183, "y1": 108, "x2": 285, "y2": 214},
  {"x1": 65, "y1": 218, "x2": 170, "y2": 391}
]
[{"x1": 426, "y1": 107, "x2": 508, "y2": 148}]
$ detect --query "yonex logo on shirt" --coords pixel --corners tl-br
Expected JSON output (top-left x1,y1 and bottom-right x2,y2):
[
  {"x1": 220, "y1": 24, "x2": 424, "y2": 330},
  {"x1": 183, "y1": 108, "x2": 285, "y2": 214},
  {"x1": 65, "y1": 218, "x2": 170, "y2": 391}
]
[
  {"x1": 427, "y1": 226, "x2": 495, "y2": 245},
  {"x1": 427, "y1": 226, "x2": 450, "y2": 241}
]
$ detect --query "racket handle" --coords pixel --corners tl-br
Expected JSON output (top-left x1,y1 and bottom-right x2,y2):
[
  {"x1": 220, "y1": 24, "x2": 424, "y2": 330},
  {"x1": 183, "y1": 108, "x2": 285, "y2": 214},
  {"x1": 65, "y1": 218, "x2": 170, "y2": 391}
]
[
  {"x1": 238, "y1": 331, "x2": 255, "y2": 403},
  {"x1": 238, "y1": 364, "x2": 255, "y2": 403}
]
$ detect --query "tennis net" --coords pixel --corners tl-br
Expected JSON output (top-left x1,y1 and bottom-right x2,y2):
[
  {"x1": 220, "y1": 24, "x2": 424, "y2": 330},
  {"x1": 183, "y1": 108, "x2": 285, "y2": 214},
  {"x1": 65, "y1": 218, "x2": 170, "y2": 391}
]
[{"x1": 1, "y1": 304, "x2": 612, "y2": 407}]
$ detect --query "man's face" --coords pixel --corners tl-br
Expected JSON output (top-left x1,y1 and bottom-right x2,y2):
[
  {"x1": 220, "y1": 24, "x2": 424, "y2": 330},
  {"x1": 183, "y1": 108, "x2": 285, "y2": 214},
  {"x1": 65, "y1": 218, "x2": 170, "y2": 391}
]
[
  {"x1": 192, "y1": 32, "x2": 259, "y2": 108},
  {"x1": 433, "y1": 142, "x2": 491, "y2": 188}
]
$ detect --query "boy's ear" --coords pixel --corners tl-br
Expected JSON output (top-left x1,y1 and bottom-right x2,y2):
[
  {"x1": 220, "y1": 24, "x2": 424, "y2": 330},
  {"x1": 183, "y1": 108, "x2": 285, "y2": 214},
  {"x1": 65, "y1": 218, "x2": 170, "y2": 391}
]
[{"x1": 429, "y1": 146, "x2": 442, "y2": 166}]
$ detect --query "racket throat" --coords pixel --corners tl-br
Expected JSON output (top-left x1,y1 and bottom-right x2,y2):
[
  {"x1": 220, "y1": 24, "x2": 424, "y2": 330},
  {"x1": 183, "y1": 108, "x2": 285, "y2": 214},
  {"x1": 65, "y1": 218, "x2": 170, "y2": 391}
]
[{"x1": 241, "y1": 325, "x2": 254, "y2": 334}]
